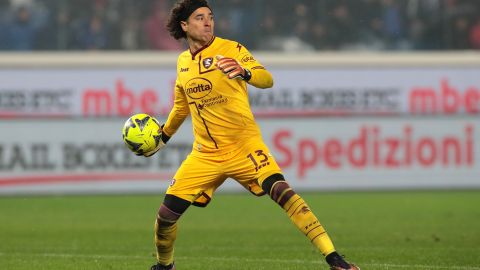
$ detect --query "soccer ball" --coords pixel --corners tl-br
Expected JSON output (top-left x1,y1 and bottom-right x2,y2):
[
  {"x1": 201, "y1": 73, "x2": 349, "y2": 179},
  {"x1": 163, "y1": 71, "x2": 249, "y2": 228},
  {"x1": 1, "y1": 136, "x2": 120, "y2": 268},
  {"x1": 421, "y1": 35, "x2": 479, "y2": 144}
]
[{"x1": 122, "y1": 113, "x2": 162, "y2": 156}]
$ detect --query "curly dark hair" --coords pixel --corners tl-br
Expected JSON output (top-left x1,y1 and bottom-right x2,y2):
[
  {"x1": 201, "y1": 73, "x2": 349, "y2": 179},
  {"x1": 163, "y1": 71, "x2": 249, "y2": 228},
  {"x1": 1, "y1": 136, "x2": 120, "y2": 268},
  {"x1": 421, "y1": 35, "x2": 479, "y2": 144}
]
[{"x1": 166, "y1": 0, "x2": 211, "y2": 40}]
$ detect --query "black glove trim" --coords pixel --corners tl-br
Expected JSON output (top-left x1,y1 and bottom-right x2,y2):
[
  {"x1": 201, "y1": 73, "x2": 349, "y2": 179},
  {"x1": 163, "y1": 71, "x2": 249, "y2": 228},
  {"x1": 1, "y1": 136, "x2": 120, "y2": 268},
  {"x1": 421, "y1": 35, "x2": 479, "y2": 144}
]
[
  {"x1": 242, "y1": 68, "x2": 252, "y2": 81},
  {"x1": 160, "y1": 124, "x2": 171, "y2": 143}
]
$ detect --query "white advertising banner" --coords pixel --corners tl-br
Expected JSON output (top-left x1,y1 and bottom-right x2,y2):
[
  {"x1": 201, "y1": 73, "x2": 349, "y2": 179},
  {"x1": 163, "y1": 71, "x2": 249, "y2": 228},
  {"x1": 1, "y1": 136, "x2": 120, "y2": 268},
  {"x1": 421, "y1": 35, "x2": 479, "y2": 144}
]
[
  {"x1": 0, "y1": 69, "x2": 177, "y2": 118},
  {"x1": 252, "y1": 68, "x2": 480, "y2": 116},
  {"x1": 1, "y1": 67, "x2": 479, "y2": 117},
  {"x1": 0, "y1": 117, "x2": 478, "y2": 195}
]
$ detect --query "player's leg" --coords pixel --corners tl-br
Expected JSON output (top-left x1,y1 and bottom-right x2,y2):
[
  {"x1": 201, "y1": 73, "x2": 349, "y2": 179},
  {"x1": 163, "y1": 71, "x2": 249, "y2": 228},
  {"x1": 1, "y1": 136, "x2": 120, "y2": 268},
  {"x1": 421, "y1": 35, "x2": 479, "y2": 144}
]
[
  {"x1": 152, "y1": 194, "x2": 191, "y2": 270},
  {"x1": 230, "y1": 139, "x2": 333, "y2": 252},
  {"x1": 261, "y1": 174, "x2": 359, "y2": 270},
  {"x1": 229, "y1": 138, "x2": 359, "y2": 269},
  {"x1": 152, "y1": 153, "x2": 226, "y2": 270},
  {"x1": 261, "y1": 174, "x2": 335, "y2": 254},
  {"x1": 229, "y1": 139, "x2": 336, "y2": 255}
]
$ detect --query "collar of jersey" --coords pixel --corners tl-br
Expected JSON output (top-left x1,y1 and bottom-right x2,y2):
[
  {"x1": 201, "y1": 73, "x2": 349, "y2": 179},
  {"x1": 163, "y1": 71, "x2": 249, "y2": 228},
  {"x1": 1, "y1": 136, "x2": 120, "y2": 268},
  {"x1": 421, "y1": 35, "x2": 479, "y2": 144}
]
[{"x1": 190, "y1": 36, "x2": 216, "y2": 60}]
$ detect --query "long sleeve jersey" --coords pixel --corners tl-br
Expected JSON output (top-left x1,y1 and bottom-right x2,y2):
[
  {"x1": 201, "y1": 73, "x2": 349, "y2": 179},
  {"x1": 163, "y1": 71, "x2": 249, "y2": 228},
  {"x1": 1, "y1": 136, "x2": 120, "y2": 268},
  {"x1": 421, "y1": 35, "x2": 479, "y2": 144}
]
[{"x1": 162, "y1": 36, "x2": 273, "y2": 154}]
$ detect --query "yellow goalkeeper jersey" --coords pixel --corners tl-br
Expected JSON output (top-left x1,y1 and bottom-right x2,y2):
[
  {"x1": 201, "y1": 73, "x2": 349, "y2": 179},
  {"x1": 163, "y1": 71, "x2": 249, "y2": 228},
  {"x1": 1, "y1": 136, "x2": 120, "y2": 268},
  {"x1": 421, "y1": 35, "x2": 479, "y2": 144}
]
[{"x1": 163, "y1": 36, "x2": 274, "y2": 154}]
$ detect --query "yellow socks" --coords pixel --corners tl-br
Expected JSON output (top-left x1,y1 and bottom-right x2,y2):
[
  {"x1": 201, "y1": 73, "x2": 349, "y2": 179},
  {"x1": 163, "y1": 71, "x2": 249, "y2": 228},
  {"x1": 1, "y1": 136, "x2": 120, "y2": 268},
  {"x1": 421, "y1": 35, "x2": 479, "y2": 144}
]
[
  {"x1": 282, "y1": 193, "x2": 336, "y2": 256},
  {"x1": 154, "y1": 219, "x2": 177, "y2": 265}
]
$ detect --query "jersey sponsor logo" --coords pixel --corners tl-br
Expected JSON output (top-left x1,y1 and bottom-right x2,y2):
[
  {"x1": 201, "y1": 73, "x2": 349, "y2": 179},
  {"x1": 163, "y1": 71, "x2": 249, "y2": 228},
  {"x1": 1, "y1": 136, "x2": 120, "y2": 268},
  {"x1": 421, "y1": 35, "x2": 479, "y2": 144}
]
[
  {"x1": 185, "y1": 77, "x2": 213, "y2": 99},
  {"x1": 241, "y1": 54, "x2": 255, "y2": 64},
  {"x1": 202, "y1": 57, "x2": 213, "y2": 69},
  {"x1": 180, "y1": 67, "x2": 189, "y2": 72},
  {"x1": 200, "y1": 94, "x2": 228, "y2": 109}
]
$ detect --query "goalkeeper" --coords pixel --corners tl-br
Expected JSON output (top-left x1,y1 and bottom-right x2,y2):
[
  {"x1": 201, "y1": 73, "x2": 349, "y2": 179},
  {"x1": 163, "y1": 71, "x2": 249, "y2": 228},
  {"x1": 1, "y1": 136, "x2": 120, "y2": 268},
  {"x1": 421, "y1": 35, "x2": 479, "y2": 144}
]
[{"x1": 148, "y1": 1, "x2": 360, "y2": 270}]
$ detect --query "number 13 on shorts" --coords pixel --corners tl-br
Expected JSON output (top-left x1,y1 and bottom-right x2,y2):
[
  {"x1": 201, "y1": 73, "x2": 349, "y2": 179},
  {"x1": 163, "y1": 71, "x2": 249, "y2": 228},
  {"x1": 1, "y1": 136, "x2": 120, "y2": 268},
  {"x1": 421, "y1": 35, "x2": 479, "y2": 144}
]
[{"x1": 247, "y1": 149, "x2": 271, "y2": 172}]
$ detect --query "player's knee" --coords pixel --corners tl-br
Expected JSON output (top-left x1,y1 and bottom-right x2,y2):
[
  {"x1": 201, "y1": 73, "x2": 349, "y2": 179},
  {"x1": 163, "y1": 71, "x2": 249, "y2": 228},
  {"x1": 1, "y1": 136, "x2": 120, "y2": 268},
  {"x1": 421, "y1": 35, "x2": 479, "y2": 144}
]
[
  {"x1": 261, "y1": 173, "x2": 285, "y2": 193},
  {"x1": 157, "y1": 194, "x2": 191, "y2": 225},
  {"x1": 157, "y1": 205, "x2": 179, "y2": 226},
  {"x1": 262, "y1": 173, "x2": 296, "y2": 207}
]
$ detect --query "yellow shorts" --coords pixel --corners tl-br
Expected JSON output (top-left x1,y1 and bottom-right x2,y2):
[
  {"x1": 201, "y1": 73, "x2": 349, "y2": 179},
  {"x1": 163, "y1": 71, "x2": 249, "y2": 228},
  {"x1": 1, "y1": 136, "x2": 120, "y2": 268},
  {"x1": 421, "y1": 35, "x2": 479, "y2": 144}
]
[{"x1": 166, "y1": 138, "x2": 282, "y2": 207}]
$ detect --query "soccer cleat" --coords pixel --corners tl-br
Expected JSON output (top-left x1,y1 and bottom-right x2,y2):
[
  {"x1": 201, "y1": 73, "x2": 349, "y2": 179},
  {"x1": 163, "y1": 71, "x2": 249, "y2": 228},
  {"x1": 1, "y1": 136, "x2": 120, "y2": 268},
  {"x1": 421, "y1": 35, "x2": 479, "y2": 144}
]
[
  {"x1": 326, "y1": 252, "x2": 360, "y2": 270},
  {"x1": 150, "y1": 262, "x2": 175, "y2": 270},
  {"x1": 329, "y1": 263, "x2": 360, "y2": 270}
]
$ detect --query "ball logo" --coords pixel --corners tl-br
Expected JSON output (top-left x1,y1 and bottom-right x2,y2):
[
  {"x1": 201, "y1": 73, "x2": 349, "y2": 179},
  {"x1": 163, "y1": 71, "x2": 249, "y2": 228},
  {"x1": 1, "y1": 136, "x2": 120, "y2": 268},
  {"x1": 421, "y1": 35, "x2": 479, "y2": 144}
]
[{"x1": 185, "y1": 78, "x2": 213, "y2": 99}]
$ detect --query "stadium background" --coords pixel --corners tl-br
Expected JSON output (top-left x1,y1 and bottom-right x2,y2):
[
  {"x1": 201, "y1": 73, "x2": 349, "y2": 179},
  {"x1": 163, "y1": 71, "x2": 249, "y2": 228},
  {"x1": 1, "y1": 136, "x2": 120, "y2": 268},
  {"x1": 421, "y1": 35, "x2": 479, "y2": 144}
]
[
  {"x1": 0, "y1": 0, "x2": 479, "y2": 194},
  {"x1": 0, "y1": 1, "x2": 479, "y2": 270}
]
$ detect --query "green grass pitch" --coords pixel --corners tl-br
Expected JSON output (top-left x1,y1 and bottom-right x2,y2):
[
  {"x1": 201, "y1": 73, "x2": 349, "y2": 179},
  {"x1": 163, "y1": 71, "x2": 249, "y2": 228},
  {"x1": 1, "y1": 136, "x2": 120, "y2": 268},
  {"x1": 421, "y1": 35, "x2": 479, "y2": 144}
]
[{"x1": 1, "y1": 190, "x2": 479, "y2": 270}]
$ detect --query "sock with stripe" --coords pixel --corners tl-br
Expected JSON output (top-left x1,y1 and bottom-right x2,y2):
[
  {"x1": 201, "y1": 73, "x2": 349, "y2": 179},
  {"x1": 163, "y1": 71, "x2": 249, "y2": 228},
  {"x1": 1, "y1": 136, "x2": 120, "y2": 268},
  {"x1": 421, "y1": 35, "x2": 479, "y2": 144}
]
[
  {"x1": 154, "y1": 218, "x2": 177, "y2": 266},
  {"x1": 272, "y1": 182, "x2": 336, "y2": 256}
]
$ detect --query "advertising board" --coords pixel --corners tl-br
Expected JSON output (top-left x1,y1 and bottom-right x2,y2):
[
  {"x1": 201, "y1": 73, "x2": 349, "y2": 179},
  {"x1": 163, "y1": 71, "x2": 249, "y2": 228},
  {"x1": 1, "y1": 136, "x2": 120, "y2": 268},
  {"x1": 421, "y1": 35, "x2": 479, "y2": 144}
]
[
  {"x1": 0, "y1": 117, "x2": 477, "y2": 195},
  {"x1": 1, "y1": 67, "x2": 479, "y2": 118}
]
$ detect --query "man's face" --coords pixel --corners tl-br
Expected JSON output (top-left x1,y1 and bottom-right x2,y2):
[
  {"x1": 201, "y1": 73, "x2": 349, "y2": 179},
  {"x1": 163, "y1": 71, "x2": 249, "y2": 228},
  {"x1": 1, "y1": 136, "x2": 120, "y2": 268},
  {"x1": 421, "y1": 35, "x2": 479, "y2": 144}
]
[{"x1": 181, "y1": 7, "x2": 214, "y2": 43}]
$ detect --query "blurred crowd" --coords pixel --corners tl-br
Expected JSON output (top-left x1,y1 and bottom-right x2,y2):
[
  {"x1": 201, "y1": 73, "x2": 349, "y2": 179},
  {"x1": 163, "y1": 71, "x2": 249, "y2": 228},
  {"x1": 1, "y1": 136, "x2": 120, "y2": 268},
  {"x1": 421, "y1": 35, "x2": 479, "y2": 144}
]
[{"x1": 0, "y1": 0, "x2": 480, "y2": 51}]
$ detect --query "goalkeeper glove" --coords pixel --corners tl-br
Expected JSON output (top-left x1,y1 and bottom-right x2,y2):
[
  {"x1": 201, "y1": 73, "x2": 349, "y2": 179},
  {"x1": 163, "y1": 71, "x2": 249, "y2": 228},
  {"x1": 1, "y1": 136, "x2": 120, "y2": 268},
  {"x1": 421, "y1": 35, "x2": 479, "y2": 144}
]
[
  {"x1": 143, "y1": 125, "x2": 170, "y2": 157},
  {"x1": 215, "y1": 55, "x2": 252, "y2": 81}
]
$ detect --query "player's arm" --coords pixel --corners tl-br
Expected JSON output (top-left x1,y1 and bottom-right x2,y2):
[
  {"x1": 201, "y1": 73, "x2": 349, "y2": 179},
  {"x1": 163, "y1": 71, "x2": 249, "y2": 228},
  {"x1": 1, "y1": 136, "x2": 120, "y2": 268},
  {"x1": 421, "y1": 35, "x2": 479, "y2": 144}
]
[
  {"x1": 244, "y1": 66, "x2": 273, "y2": 89},
  {"x1": 143, "y1": 80, "x2": 189, "y2": 157},
  {"x1": 215, "y1": 45, "x2": 273, "y2": 89},
  {"x1": 162, "y1": 78, "x2": 190, "y2": 139}
]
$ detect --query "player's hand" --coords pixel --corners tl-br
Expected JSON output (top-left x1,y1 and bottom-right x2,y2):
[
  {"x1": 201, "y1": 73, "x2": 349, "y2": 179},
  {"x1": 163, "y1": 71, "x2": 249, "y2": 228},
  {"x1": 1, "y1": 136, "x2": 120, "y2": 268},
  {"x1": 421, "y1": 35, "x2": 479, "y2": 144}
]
[
  {"x1": 215, "y1": 55, "x2": 251, "y2": 80},
  {"x1": 143, "y1": 125, "x2": 169, "y2": 157}
]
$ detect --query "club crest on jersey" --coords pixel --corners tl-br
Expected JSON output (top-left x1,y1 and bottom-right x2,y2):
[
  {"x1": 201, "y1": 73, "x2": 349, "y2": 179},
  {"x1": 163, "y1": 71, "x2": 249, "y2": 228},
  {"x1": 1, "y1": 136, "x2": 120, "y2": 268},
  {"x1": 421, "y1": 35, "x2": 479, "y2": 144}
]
[{"x1": 202, "y1": 57, "x2": 213, "y2": 69}]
